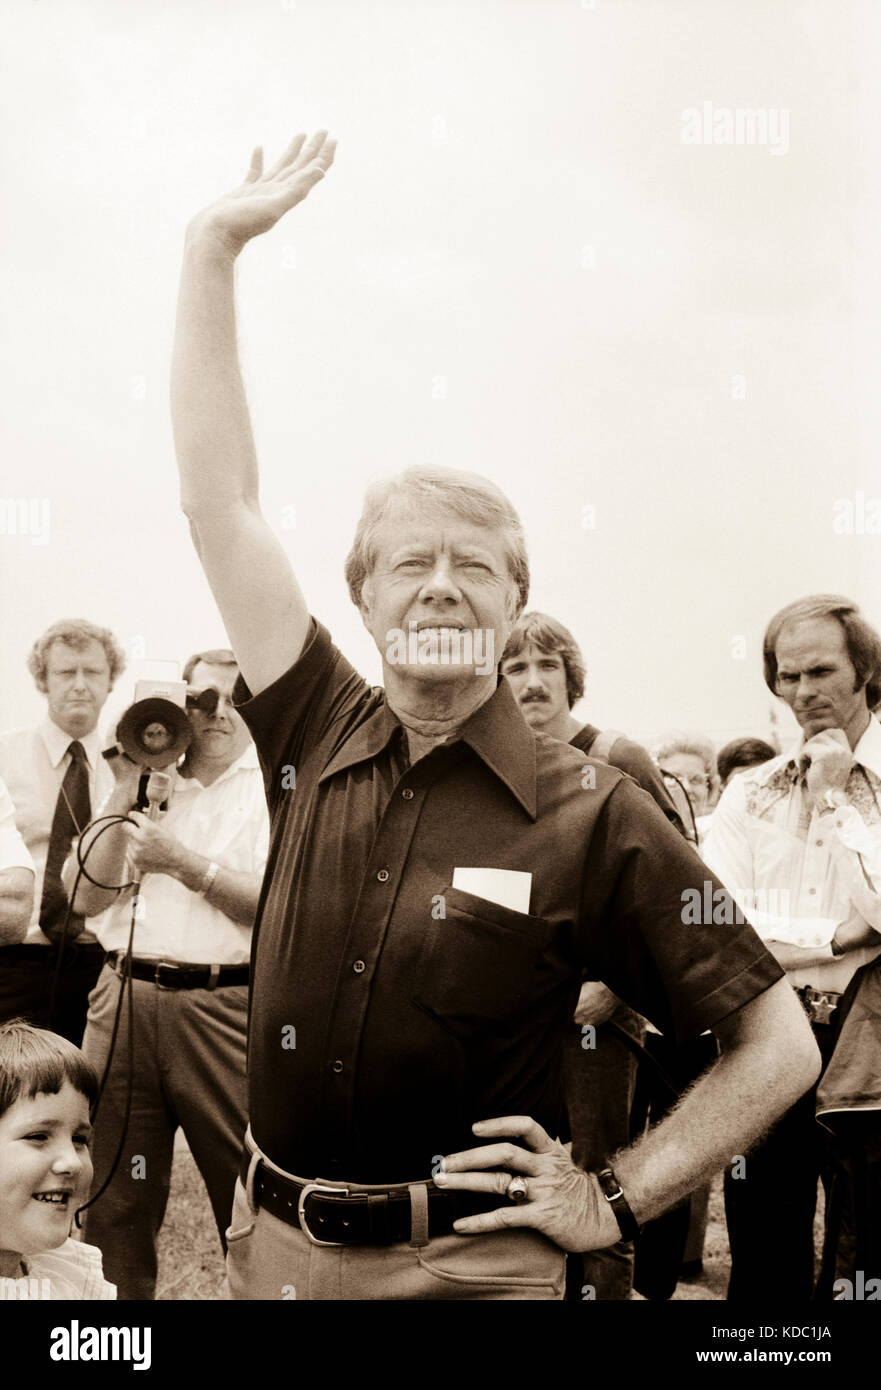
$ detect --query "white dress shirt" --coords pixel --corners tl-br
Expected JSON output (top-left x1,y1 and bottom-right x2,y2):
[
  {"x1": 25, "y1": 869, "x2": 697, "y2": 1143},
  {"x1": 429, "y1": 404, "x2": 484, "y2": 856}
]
[
  {"x1": 703, "y1": 716, "x2": 881, "y2": 992},
  {"x1": 0, "y1": 720, "x2": 113, "y2": 945},
  {"x1": 0, "y1": 775, "x2": 34, "y2": 874},
  {"x1": 88, "y1": 743, "x2": 268, "y2": 965}
]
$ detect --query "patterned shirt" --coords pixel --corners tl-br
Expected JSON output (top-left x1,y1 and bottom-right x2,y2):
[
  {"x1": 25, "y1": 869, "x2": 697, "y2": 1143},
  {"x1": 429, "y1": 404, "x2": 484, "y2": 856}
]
[{"x1": 703, "y1": 716, "x2": 881, "y2": 992}]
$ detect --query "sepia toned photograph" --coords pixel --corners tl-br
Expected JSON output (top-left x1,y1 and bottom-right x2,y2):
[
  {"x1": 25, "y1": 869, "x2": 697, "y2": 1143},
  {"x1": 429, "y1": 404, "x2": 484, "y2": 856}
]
[{"x1": 0, "y1": 0, "x2": 878, "y2": 1364}]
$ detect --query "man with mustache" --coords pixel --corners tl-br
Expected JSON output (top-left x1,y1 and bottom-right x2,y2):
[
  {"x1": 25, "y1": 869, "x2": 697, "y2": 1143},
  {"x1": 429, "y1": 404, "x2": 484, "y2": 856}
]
[
  {"x1": 500, "y1": 612, "x2": 687, "y2": 1300},
  {"x1": 169, "y1": 131, "x2": 819, "y2": 1300},
  {"x1": 703, "y1": 594, "x2": 881, "y2": 1299},
  {"x1": 66, "y1": 649, "x2": 268, "y2": 1299}
]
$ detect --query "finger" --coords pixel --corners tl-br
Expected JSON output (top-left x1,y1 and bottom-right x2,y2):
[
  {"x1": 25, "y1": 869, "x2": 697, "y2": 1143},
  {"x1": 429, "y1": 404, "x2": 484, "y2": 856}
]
[
  {"x1": 470, "y1": 1115, "x2": 555, "y2": 1153},
  {"x1": 244, "y1": 146, "x2": 264, "y2": 183},
  {"x1": 434, "y1": 1169, "x2": 517, "y2": 1198},
  {"x1": 264, "y1": 133, "x2": 307, "y2": 181},
  {"x1": 289, "y1": 129, "x2": 330, "y2": 171},
  {"x1": 452, "y1": 1204, "x2": 532, "y2": 1237},
  {"x1": 440, "y1": 1141, "x2": 541, "y2": 1176},
  {"x1": 312, "y1": 136, "x2": 337, "y2": 173},
  {"x1": 128, "y1": 812, "x2": 149, "y2": 829}
]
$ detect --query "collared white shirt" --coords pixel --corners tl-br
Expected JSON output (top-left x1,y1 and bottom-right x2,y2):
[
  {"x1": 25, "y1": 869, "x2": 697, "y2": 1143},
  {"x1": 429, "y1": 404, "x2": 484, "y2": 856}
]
[
  {"x1": 88, "y1": 743, "x2": 268, "y2": 965},
  {"x1": 703, "y1": 716, "x2": 881, "y2": 992},
  {"x1": 0, "y1": 775, "x2": 33, "y2": 874},
  {"x1": 0, "y1": 719, "x2": 113, "y2": 945}
]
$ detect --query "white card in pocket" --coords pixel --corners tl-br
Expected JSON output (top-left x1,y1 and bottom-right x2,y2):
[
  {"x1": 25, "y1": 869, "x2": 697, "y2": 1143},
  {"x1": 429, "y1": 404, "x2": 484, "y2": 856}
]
[{"x1": 452, "y1": 867, "x2": 532, "y2": 914}]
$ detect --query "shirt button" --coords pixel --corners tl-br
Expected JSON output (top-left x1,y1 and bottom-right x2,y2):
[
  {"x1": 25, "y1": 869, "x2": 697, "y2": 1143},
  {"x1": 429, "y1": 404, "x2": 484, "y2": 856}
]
[
  {"x1": 331, "y1": 1059, "x2": 344, "y2": 1074},
  {"x1": 816, "y1": 839, "x2": 823, "y2": 847},
  {"x1": 808, "y1": 887, "x2": 816, "y2": 895},
  {"x1": 377, "y1": 869, "x2": 390, "y2": 882},
  {"x1": 401, "y1": 788, "x2": 414, "y2": 800},
  {"x1": 353, "y1": 960, "x2": 366, "y2": 974}
]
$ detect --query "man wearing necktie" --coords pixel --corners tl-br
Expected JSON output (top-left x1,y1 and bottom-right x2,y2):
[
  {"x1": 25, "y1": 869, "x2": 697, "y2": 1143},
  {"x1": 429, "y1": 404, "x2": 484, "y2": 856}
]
[
  {"x1": 703, "y1": 594, "x2": 881, "y2": 1300},
  {"x1": 0, "y1": 619, "x2": 125, "y2": 1043}
]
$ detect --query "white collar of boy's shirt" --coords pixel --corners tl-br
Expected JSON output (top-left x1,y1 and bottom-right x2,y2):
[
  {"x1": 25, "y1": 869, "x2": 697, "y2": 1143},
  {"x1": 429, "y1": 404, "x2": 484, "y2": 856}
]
[
  {"x1": 170, "y1": 740, "x2": 259, "y2": 794},
  {"x1": 781, "y1": 714, "x2": 881, "y2": 784},
  {"x1": 39, "y1": 717, "x2": 103, "y2": 771}
]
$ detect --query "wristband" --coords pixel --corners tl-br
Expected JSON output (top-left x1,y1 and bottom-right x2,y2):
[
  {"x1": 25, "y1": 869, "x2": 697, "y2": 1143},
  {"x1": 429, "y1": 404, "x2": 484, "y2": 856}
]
[
  {"x1": 595, "y1": 1165, "x2": 641, "y2": 1242},
  {"x1": 198, "y1": 861, "x2": 220, "y2": 898}
]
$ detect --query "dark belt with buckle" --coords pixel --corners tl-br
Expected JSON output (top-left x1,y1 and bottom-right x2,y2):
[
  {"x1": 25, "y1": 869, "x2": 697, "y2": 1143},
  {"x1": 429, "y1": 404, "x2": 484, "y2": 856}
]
[
  {"x1": 239, "y1": 1151, "x2": 500, "y2": 1246},
  {"x1": 795, "y1": 985, "x2": 842, "y2": 1026},
  {"x1": 107, "y1": 952, "x2": 249, "y2": 991}
]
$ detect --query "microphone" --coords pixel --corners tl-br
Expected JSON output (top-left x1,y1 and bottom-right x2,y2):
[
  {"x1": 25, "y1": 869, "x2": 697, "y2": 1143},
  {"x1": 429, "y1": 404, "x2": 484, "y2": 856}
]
[{"x1": 145, "y1": 770, "x2": 172, "y2": 822}]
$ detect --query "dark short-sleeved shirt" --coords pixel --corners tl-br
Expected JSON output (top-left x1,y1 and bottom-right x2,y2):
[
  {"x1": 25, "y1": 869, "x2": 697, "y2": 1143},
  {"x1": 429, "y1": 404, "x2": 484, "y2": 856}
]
[
  {"x1": 235, "y1": 620, "x2": 782, "y2": 1183},
  {"x1": 570, "y1": 723, "x2": 686, "y2": 837}
]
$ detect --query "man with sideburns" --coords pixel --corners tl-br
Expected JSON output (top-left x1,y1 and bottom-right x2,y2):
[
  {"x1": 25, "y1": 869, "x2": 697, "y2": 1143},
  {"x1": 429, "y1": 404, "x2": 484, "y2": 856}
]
[{"x1": 170, "y1": 130, "x2": 819, "y2": 1300}]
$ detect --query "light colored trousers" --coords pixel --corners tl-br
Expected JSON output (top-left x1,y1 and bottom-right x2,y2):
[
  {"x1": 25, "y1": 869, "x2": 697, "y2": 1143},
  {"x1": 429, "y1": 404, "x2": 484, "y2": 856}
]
[
  {"x1": 81, "y1": 963, "x2": 249, "y2": 1300},
  {"x1": 226, "y1": 1133, "x2": 567, "y2": 1301}
]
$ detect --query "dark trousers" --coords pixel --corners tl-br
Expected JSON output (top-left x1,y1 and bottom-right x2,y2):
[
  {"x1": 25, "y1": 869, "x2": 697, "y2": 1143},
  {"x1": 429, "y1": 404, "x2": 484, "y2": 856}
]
[
  {"x1": 725, "y1": 1021, "x2": 837, "y2": 1301},
  {"x1": 0, "y1": 942, "x2": 105, "y2": 1045},
  {"x1": 82, "y1": 964, "x2": 249, "y2": 1300}
]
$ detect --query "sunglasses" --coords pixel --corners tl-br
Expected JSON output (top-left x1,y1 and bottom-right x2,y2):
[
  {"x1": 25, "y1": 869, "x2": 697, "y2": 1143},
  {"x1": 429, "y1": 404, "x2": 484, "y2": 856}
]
[{"x1": 185, "y1": 686, "x2": 223, "y2": 716}]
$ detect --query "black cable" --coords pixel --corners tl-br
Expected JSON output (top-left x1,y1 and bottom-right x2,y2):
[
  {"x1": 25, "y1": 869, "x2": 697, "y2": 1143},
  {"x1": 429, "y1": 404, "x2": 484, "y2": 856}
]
[
  {"x1": 660, "y1": 769, "x2": 699, "y2": 845},
  {"x1": 46, "y1": 814, "x2": 137, "y2": 1031},
  {"x1": 36, "y1": 805, "x2": 142, "y2": 1227},
  {"x1": 75, "y1": 888, "x2": 138, "y2": 1226}
]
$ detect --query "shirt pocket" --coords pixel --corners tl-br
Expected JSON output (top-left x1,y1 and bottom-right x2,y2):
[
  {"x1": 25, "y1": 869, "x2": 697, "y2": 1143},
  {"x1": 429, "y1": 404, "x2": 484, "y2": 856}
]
[{"x1": 410, "y1": 884, "x2": 560, "y2": 1040}]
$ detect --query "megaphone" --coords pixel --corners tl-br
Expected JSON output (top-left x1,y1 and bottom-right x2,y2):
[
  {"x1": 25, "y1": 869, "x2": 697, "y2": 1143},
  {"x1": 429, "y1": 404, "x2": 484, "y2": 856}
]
[{"x1": 106, "y1": 679, "x2": 193, "y2": 770}]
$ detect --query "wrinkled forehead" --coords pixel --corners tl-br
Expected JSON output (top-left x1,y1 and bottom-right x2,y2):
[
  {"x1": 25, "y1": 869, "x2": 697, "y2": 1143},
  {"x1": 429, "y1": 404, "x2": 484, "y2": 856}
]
[
  {"x1": 775, "y1": 616, "x2": 850, "y2": 668},
  {"x1": 370, "y1": 500, "x2": 512, "y2": 567},
  {"x1": 47, "y1": 638, "x2": 108, "y2": 671}
]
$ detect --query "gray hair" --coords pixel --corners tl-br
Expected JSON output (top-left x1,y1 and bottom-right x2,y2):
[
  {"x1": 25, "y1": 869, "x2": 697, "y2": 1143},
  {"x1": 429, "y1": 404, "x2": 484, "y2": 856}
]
[
  {"x1": 343, "y1": 465, "x2": 530, "y2": 616},
  {"x1": 654, "y1": 731, "x2": 721, "y2": 799}
]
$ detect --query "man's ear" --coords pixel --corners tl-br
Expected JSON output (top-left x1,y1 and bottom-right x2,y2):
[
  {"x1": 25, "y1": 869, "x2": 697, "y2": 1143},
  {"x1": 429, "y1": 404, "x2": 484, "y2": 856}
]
[{"x1": 357, "y1": 577, "x2": 374, "y2": 630}]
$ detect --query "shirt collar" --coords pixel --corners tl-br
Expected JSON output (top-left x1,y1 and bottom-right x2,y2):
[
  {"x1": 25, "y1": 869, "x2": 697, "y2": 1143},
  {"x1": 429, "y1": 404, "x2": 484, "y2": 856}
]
[
  {"x1": 177, "y1": 740, "x2": 260, "y2": 790},
  {"x1": 39, "y1": 718, "x2": 102, "y2": 771},
  {"x1": 318, "y1": 680, "x2": 538, "y2": 820}
]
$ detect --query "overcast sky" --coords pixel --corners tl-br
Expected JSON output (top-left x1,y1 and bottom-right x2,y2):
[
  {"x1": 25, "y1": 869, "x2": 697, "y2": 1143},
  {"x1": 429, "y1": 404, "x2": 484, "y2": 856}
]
[{"x1": 2, "y1": 0, "x2": 880, "y2": 751}]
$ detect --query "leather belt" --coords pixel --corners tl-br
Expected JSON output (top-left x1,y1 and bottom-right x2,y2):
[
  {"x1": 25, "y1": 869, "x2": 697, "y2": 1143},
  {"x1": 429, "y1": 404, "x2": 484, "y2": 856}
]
[
  {"x1": 239, "y1": 1151, "x2": 500, "y2": 1246},
  {"x1": 107, "y1": 952, "x2": 249, "y2": 991},
  {"x1": 795, "y1": 985, "x2": 842, "y2": 1027}
]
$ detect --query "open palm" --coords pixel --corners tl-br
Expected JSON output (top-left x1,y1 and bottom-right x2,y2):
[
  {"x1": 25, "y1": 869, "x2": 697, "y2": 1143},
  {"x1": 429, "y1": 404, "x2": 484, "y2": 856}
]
[{"x1": 194, "y1": 130, "x2": 336, "y2": 256}]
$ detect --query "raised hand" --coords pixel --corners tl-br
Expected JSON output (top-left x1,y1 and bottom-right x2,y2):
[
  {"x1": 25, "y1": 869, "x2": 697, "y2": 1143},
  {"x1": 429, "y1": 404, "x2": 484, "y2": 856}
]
[{"x1": 189, "y1": 131, "x2": 337, "y2": 259}]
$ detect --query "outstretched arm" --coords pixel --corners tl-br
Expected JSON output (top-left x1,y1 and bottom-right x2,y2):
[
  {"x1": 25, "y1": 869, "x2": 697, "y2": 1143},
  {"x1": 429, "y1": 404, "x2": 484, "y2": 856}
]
[{"x1": 171, "y1": 132, "x2": 336, "y2": 695}]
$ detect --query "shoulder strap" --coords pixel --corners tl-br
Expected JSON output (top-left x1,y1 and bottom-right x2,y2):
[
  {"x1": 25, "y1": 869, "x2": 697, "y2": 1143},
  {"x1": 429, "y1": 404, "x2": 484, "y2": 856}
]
[{"x1": 590, "y1": 728, "x2": 625, "y2": 764}]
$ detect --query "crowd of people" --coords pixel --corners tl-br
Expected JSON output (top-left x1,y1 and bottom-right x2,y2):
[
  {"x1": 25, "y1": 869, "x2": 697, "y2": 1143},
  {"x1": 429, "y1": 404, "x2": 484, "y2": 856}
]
[{"x1": 1, "y1": 129, "x2": 879, "y2": 1303}]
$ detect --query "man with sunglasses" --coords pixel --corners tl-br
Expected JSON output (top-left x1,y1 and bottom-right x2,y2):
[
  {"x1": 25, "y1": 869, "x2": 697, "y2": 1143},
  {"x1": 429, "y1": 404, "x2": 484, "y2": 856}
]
[{"x1": 65, "y1": 648, "x2": 269, "y2": 1299}]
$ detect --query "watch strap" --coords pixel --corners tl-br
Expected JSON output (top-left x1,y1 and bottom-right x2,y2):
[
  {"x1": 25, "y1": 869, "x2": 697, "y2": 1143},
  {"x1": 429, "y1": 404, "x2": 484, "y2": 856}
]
[{"x1": 595, "y1": 1165, "x2": 641, "y2": 1242}]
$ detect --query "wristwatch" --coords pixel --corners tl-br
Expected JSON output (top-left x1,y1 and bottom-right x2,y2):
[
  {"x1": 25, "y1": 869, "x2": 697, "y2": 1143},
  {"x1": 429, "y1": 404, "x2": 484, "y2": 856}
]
[{"x1": 595, "y1": 1166, "x2": 641, "y2": 1242}]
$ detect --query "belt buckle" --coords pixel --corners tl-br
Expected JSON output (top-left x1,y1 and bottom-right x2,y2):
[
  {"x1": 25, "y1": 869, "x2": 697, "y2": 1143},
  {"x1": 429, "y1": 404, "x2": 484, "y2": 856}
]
[
  {"x1": 802, "y1": 986, "x2": 838, "y2": 1026},
  {"x1": 297, "y1": 1182, "x2": 350, "y2": 1246},
  {"x1": 154, "y1": 960, "x2": 181, "y2": 990}
]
